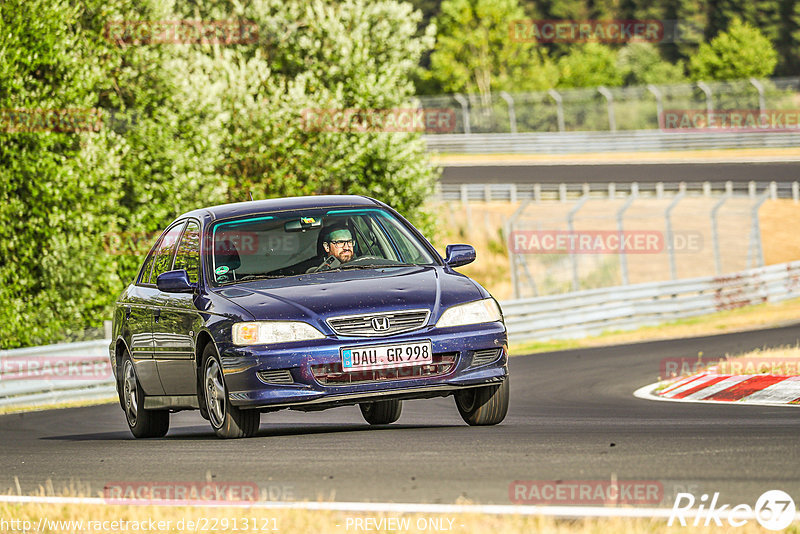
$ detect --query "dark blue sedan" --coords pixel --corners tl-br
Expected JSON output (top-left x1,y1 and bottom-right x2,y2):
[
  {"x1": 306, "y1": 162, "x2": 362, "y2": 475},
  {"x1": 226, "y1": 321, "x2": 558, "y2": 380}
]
[{"x1": 109, "y1": 195, "x2": 508, "y2": 438}]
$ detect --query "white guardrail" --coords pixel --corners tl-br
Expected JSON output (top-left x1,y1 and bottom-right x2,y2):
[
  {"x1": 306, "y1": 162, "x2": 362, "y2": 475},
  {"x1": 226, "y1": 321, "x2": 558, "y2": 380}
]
[
  {"x1": 2, "y1": 260, "x2": 800, "y2": 410},
  {"x1": 423, "y1": 130, "x2": 800, "y2": 154}
]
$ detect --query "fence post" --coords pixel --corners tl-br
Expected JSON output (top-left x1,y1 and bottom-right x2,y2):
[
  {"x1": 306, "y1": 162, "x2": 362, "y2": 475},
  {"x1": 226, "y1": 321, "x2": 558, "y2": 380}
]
[
  {"x1": 559, "y1": 183, "x2": 567, "y2": 202},
  {"x1": 711, "y1": 190, "x2": 731, "y2": 275},
  {"x1": 598, "y1": 86, "x2": 616, "y2": 131},
  {"x1": 748, "y1": 189, "x2": 770, "y2": 268},
  {"x1": 696, "y1": 81, "x2": 713, "y2": 114},
  {"x1": 749, "y1": 78, "x2": 765, "y2": 114},
  {"x1": 617, "y1": 184, "x2": 639, "y2": 285},
  {"x1": 548, "y1": 89, "x2": 565, "y2": 132},
  {"x1": 665, "y1": 190, "x2": 686, "y2": 280},
  {"x1": 508, "y1": 199, "x2": 532, "y2": 299},
  {"x1": 647, "y1": 84, "x2": 664, "y2": 128},
  {"x1": 499, "y1": 91, "x2": 517, "y2": 134},
  {"x1": 568, "y1": 195, "x2": 590, "y2": 291},
  {"x1": 453, "y1": 93, "x2": 471, "y2": 135}
]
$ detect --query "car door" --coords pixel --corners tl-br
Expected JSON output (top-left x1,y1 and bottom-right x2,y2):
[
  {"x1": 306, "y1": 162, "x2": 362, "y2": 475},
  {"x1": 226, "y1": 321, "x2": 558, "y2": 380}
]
[
  {"x1": 126, "y1": 235, "x2": 166, "y2": 395},
  {"x1": 152, "y1": 219, "x2": 203, "y2": 394}
]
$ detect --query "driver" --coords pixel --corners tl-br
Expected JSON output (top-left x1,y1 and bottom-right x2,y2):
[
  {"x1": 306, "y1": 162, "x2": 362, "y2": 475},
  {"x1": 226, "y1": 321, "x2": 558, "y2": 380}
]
[{"x1": 308, "y1": 225, "x2": 355, "y2": 272}]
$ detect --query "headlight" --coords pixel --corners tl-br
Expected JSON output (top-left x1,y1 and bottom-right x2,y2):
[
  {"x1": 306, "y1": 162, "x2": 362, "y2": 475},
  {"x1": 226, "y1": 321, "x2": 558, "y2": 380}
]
[
  {"x1": 232, "y1": 321, "x2": 325, "y2": 345},
  {"x1": 435, "y1": 298, "x2": 503, "y2": 328}
]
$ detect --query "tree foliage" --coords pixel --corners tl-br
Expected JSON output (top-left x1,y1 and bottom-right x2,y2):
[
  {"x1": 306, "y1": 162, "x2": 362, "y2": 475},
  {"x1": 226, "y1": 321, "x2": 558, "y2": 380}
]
[
  {"x1": 424, "y1": 0, "x2": 558, "y2": 102},
  {"x1": 0, "y1": 0, "x2": 437, "y2": 349},
  {"x1": 689, "y1": 18, "x2": 778, "y2": 80}
]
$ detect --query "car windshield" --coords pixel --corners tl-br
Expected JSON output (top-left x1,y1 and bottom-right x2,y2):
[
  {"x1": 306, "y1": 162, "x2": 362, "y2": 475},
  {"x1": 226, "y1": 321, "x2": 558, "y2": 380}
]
[{"x1": 208, "y1": 207, "x2": 437, "y2": 285}]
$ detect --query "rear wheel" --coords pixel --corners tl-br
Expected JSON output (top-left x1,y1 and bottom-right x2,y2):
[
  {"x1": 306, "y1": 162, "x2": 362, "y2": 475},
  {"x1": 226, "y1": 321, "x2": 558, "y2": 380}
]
[
  {"x1": 454, "y1": 378, "x2": 509, "y2": 426},
  {"x1": 359, "y1": 399, "x2": 402, "y2": 425},
  {"x1": 121, "y1": 355, "x2": 169, "y2": 438},
  {"x1": 201, "y1": 344, "x2": 260, "y2": 439}
]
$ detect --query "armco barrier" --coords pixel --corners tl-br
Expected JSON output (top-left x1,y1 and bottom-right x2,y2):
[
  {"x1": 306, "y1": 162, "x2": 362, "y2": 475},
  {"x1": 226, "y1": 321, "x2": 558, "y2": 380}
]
[
  {"x1": 502, "y1": 261, "x2": 800, "y2": 340},
  {"x1": 1, "y1": 261, "x2": 799, "y2": 411},
  {"x1": 423, "y1": 130, "x2": 800, "y2": 154},
  {"x1": 0, "y1": 340, "x2": 115, "y2": 410}
]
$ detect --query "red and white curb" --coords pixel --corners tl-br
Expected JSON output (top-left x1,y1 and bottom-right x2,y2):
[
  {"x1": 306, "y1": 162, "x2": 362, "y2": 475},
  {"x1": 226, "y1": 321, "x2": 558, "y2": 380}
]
[{"x1": 635, "y1": 373, "x2": 800, "y2": 407}]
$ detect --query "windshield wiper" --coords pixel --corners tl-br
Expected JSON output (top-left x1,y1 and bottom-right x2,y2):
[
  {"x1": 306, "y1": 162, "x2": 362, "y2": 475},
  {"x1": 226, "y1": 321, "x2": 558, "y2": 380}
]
[{"x1": 339, "y1": 262, "x2": 418, "y2": 270}]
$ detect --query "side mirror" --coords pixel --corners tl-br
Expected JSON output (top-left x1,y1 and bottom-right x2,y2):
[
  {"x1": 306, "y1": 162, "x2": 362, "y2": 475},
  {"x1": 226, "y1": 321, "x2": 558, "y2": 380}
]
[
  {"x1": 444, "y1": 244, "x2": 476, "y2": 268},
  {"x1": 156, "y1": 269, "x2": 196, "y2": 293}
]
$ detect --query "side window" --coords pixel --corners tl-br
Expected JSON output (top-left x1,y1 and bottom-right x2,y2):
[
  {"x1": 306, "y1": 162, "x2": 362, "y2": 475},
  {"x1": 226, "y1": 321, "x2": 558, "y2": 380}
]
[
  {"x1": 150, "y1": 222, "x2": 186, "y2": 284},
  {"x1": 174, "y1": 220, "x2": 201, "y2": 283},
  {"x1": 138, "y1": 239, "x2": 160, "y2": 285}
]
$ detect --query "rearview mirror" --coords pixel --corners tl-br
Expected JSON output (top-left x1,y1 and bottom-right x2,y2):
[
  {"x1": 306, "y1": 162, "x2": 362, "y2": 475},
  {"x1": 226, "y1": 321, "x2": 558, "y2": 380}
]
[
  {"x1": 444, "y1": 244, "x2": 476, "y2": 268},
  {"x1": 156, "y1": 269, "x2": 196, "y2": 293},
  {"x1": 284, "y1": 216, "x2": 323, "y2": 232}
]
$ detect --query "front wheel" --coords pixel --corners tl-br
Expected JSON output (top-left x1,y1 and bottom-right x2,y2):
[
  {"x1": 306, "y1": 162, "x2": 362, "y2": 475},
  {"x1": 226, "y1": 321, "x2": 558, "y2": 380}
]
[
  {"x1": 121, "y1": 355, "x2": 169, "y2": 438},
  {"x1": 454, "y1": 378, "x2": 509, "y2": 426},
  {"x1": 359, "y1": 399, "x2": 402, "y2": 425},
  {"x1": 201, "y1": 344, "x2": 260, "y2": 439}
]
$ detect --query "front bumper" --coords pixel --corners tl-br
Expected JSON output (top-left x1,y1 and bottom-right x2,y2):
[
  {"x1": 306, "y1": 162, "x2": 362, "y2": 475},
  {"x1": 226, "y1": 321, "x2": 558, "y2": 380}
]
[{"x1": 218, "y1": 321, "x2": 508, "y2": 410}]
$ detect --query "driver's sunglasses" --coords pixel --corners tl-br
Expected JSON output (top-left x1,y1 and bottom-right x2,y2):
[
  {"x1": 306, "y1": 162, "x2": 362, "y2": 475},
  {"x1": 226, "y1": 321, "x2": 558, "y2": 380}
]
[{"x1": 329, "y1": 239, "x2": 354, "y2": 247}]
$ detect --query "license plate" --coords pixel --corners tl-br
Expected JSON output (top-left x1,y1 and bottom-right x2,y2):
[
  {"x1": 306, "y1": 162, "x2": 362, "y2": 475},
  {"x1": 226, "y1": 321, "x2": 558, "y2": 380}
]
[{"x1": 341, "y1": 340, "x2": 432, "y2": 372}]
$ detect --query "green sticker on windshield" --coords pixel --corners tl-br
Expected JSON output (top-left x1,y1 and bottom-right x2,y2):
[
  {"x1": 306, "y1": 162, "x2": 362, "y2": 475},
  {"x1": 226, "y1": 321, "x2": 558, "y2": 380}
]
[{"x1": 215, "y1": 265, "x2": 230, "y2": 276}]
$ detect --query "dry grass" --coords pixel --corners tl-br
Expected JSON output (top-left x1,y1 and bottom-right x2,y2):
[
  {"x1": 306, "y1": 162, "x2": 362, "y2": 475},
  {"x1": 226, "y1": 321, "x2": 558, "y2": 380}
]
[
  {"x1": 0, "y1": 397, "x2": 117, "y2": 416},
  {"x1": 431, "y1": 147, "x2": 800, "y2": 165},
  {"x1": 427, "y1": 199, "x2": 800, "y2": 303},
  {"x1": 0, "y1": 491, "x2": 789, "y2": 534}
]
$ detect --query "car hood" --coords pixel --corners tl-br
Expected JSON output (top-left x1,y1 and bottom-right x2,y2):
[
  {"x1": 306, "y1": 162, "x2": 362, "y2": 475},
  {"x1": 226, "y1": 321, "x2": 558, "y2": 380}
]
[{"x1": 212, "y1": 266, "x2": 484, "y2": 328}]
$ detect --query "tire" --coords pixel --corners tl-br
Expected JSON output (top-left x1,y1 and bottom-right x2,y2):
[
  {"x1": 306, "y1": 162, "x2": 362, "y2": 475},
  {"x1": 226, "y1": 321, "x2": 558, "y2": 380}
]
[
  {"x1": 121, "y1": 354, "x2": 169, "y2": 438},
  {"x1": 454, "y1": 378, "x2": 509, "y2": 426},
  {"x1": 201, "y1": 344, "x2": 260, "y2": 439},
  {"x1": 359, "y1": 399, "x2": 402, "y2": 425}
]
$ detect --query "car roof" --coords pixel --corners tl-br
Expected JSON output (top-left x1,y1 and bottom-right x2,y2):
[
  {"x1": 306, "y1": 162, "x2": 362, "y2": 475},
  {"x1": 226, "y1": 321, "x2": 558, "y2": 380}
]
[{"x1": 177, "y1": 195, "x2": 383, "y2": 222}]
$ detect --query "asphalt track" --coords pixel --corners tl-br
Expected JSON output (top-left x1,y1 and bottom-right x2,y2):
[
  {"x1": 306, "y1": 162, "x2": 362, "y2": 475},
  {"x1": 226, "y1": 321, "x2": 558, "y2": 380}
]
[
  {"x1": 441, "y1": 162, "x2": 800, "y2": 184},
  {"x1": 2, "y1": 324, "x2": 800, "y2": 508}
]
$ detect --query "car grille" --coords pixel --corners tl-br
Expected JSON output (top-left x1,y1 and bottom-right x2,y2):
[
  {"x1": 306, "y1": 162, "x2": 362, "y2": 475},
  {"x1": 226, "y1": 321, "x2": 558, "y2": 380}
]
[
  {"x1": 469, "y1": 348, "x2": 502, "y2": 368},
  {"x1": 256, "y1": 369, "x2": 294, "y2": 384},
  {"x1": 311, "y1": 352, "x2": 457, "y2": 385},
  {"x1": 327, "y1": 309, "x2": 430, "y2": 337}
]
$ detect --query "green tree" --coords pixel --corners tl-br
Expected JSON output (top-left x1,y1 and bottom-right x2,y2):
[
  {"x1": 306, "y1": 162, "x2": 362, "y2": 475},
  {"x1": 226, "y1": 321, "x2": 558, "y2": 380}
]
[
  {"x1": 557, "y1": 42, "x2": 623, "y2": 87},
  {"x1": 617, "y1": 42, "x2": 686, "y2": 85},
  {"x1": 0, "y1": 0, "x2": 439, "y2": 348},
  {"x1": 424, "y1": 0, "x2": 558, "y2": 103},
  {"x1": 689, "y1": 18, "x2": 778, "y2": 80}
]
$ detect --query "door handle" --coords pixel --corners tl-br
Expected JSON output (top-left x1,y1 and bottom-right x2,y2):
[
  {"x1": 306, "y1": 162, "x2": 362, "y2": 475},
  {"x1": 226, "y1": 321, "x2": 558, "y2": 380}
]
[
  {"x1": 153, "y1": 308, "x2": 161, "y2": 323},
  {"x1": 124, "y1": 306, "x2": 131, "y2": 320}
]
